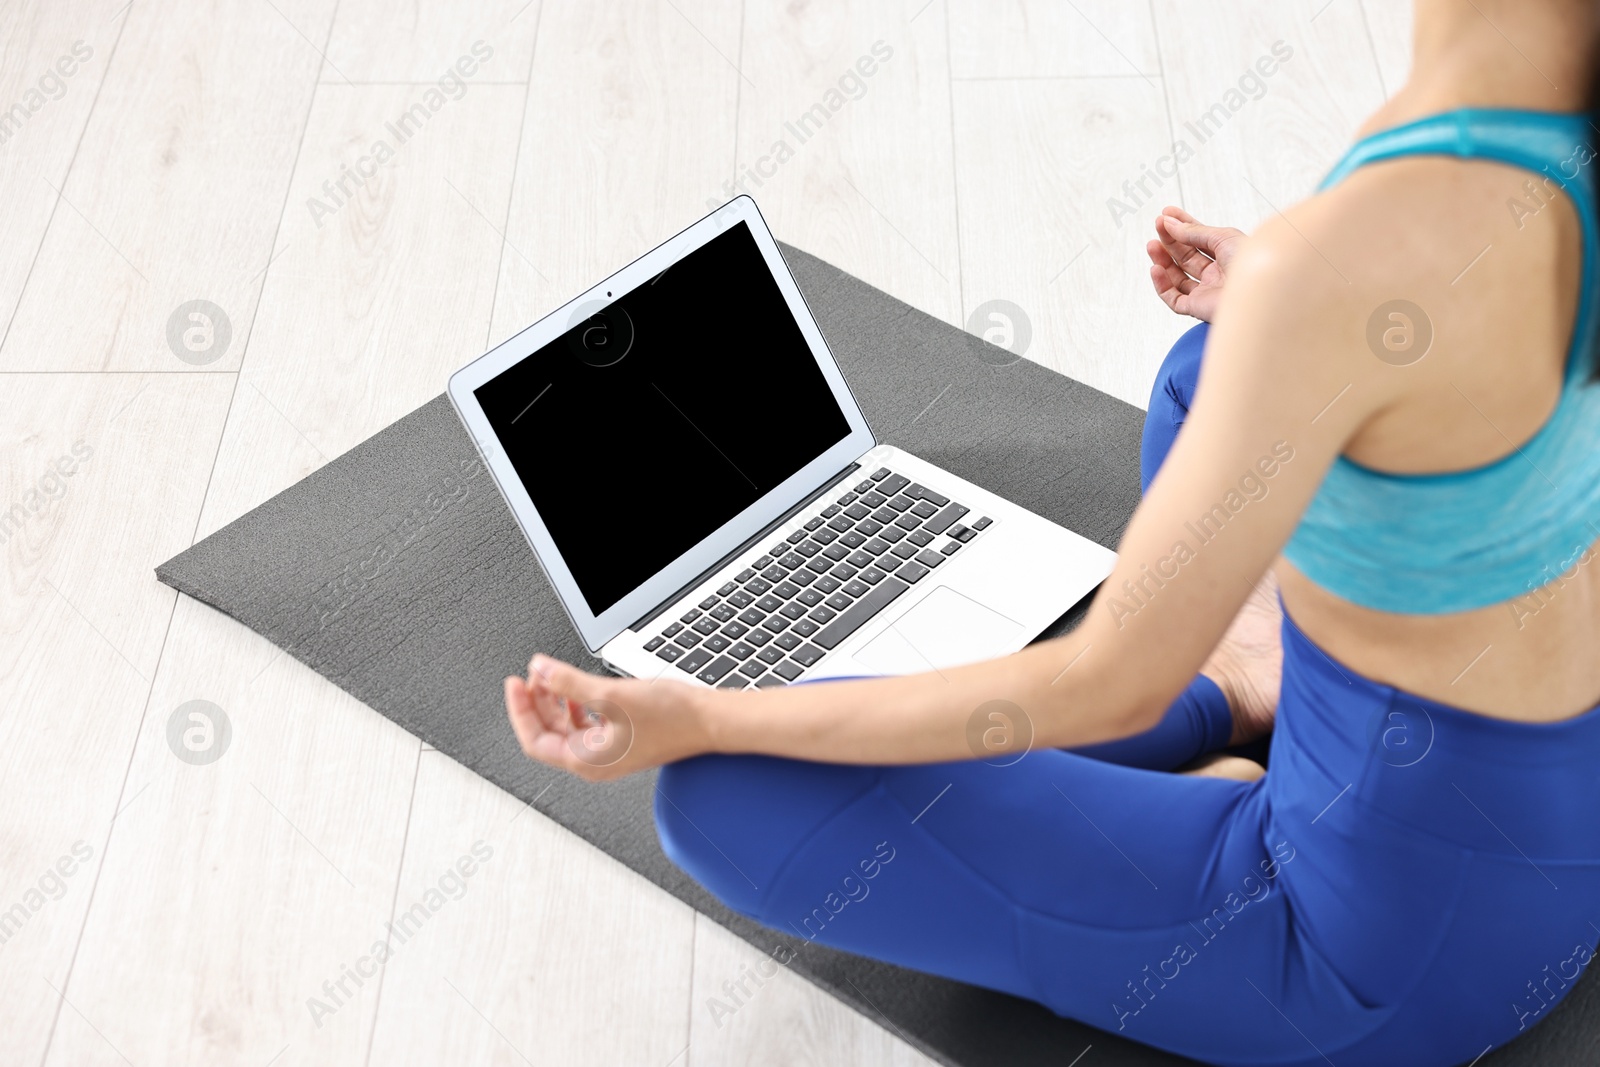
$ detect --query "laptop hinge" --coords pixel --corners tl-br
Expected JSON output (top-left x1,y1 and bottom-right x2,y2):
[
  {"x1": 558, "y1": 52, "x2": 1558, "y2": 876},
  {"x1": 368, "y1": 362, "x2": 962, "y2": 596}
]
[{"x1": 628, "y1": 462, "x2": 862, "y2": 634}]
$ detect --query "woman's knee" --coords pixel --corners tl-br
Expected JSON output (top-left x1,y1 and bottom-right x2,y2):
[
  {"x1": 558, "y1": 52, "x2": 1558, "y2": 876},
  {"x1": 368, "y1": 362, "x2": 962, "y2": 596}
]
[{"x1": 1141, "y1": 320, "x2": 1210, "y2": 491}]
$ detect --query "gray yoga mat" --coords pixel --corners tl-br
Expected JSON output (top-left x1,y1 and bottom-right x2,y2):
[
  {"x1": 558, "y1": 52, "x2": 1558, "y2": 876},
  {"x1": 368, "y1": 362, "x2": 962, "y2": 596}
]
[{"x1": 157, "y1": 243, "x2": 1595, "y2": 1067}]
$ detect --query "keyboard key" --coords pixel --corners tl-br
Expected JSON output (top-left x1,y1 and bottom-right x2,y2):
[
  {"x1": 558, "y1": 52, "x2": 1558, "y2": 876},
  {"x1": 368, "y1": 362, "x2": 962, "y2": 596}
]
[
  {"x1": 880, "y1": 473, "x2": 911, "y2": 495},
  {"x1": 891, "y1": 541, "x2": 919, "y2": 559},
  {"x1": 754, "y1": 673, "x2": 787, "y2": 688},
  {"x1": 727, "y1": 590, "x2": 754, "y2": 608},
  {"x1": 699, "y1": 596, "x2": 719, "y2": 610},
  {"x1": 663, "y1": 622, "x2": 684, "y2": 637},
  {"x1": 739, "y1": 659, "x2": 766, "y2": 678},
  {"x1": 717, "y1": 676, "x2": 748, "y2": 690},
  {"x1": 769, "y1": 542, "x2": 789, "y2": 557},
  {"x1": 717, "y1": 581, "x2": 737, "y2": 595},
  {"x1": 821, "y1": 504, "x2": 842, "y2": 518},
  {"x1": 814, "y1": 577, "x2": 912, "y2": 649},
  {"x1": 703, "y1": 635, "x2": 731, "y2": 653},
  {"x1": 838, "y1": 491, "x2": 859, "y2": 506},
  {"x1": 915, "y1": 549, "x2": 946, "y2": 569},
  {"x1": 738, "y1": 607, "x2": 766, "y2": 626},
  {"x1": 693, "y1": 617, "x2": 718, "y2": 635},
  {"x1": 813, "y1": 575, "x2": 842, "y2": 594},
  {"x1": 878, "y1": 554, "x2": 904, "y2": 572},
  {"x1": 763, "y1": 615, "x2": 790, "y2": 633},
  {"x1": 814, "y1": 527, "x2": 839, "y2": 544},
  {"x1": 854, "y1": 479, "x2": 875, "y2": 493},
  {"x1": 775, "y1": 631, "x2": 803, "y2": 650},
  {"x1": 870, "y1": 467, "x2": 891, "y2": 480},
  {"x1": 822, "y1": 543, "x2": 850, "y2": 561},
  {"x1": 887, "y1": 494, "x2": 914, "y2": 512},
  {"x1": 681, "y1": 608, "x2": 702, "y2": 623},
  {"x1": 830, "y1": 563, "x2": 858, "y2": 581},
  {"x1": 847, "y1": 550, "x2": 875, "y2": 568},
  {"x1": 972, "y1": 516, "x2": 993, "y2": 530},
  {"x1": 825, "y1": 592, "x2": 854, "y2": 611},
  {"x1": 721, "y1": 621, "x2": 749, "y2": 639},
  {"x1": 941, "y1": 541, "x2": 961, "y2": 556},
  {"x1": 843, "y1": 579, "x2": 871, "y2": 598},
  {"x1": 948, "y1": 524, "x2": 971, "y2": 541},
  {"x1": 864, "y1": 538, "x2": 891, "y2": 556},
  {"x1": 745, "y1": 628, "x2": 772, "y2": 647},
  {"x1": 757, "y1": 646, "x2": 784, "y2": 664},
  {"x1": 906, "y1": 483, "x2": 949, "y2": 506},
  {"x1": 909, "y1": 529, "x2": 934, "y2": 547},
  {"x1": 790, "y1": 567, "x2": 817, "y2": 585},
  {"x1": 894, "y1": 512, "x2": 922, "y2": 531},
  {"x1": 736, "y1": 568, "x2": 757, "y2": 582},
  {"x1": 923, "y1": 502, "x2": 969, "y2": 535},
  {"x1": 805, "y1": 556, "x2": 831, "y2": 574},
  {"x1": 756, "y1": 594, "x2": 784, "y2": 612},
  {"x1": 879, "y1": 525, "x2": 905, "y2": 543},
  {"x1": 827, "y1": 515, "x2": 853, "y2": 533},
  {"x1": 797, "y1": 588, "x2": 824, "y2": 607},
  {"x1": 808, "y1": 605, "x2": 837, "y2": 624},
  {"x1": 780, "y1": 601, "x2": 807, "y2": 620},
  {"x1": 910, "y1": 500, "x2": 939, "y2": 519},
  {"x1": 844, "y1": 503, "x2": 871, "y2": 521},
  {"x1": 697, "y1": 655, "x2": 738, "y2": 685},
  {"x1": 678, "y1": 648, "x2": 714, "y2": 674},
  {"x1": 745, "y1": 577, "x2": 772, "y2": 595},
  {"x1": 862, "y1": 491, "x2": 887, "y2": 508},
  {"x1": 675, "y1": 630, "x2": 703, "y2": 648},
  {"x1": 792, "y1": 618, "x2": 820, "y2": 637},
  {"x1": 656, "y1": 644, "x2": 683, "y2": 662},
  {"x1": 859, "y1": 566, "x2": 887, "y2": 585},
  {"x1": 754, "y1": 555, "x2": 774, "y2": 569},
  {"x1": 773, "y1": 659, "x2": 805, "y2": 681},
  {"x1": 774, "y1": 581, "x2": 801, "y2": 599},
  {"x1": 857, "y1": 519, "x2": 883, "y2": 537},
  {"x1": 779, "y1": 553, "x2": 806, "y2": 570},
  {"x1": 710, "y1": 604, "x2": 736, "y2": 622},
  {"x1": 761, "y1": 564, "x2": 789, "y2": 583},
  {"x1": 795, "y1": 539, "x2": 822, "y2": 557},
  {"x1": 786, "y1": 530, "x2": 808, "y2": 545},
  {"x1": 804, "y1": 516, "x2": 825, "y2": 531},
  {"x1": 645, "y1": 636, "x2": 664, "y2": 651},
  {"x1": 729, "y1": 642, "x2": 756, "y2": 661},
  {"x1": 840, "y1": 531, "x2": 867, "y2": 548},
  {"x1": 871, "y1": 507, "x2": 897, "y2": 525},
  {"x1": 898, "y1": 561, "x2": 930, "y2": 584},
  {"x1": 791, "y1": 643, "x2": 825, "y2": 667}
]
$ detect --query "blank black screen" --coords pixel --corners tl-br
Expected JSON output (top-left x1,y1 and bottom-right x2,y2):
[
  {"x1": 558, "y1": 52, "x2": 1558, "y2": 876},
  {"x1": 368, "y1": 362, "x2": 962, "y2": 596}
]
[{"x1": 475, "y1": 222, "x2": 852, "y2": 615}]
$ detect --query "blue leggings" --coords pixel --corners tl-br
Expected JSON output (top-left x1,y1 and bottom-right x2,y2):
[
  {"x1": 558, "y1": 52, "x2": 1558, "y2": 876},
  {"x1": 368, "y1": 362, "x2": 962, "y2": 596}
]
[{"x1": 655, "y1": 322, "x2": 1600, "y2": 1066}]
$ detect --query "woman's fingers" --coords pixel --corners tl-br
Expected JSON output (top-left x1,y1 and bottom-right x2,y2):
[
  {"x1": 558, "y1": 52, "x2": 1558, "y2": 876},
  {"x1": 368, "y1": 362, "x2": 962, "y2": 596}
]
[
  {"x1": 1162, "y1": 216, "x2": 1243, "y2": 262},
  {"x1": 1155, "y1": 215, "x2": 1215, "y2": 277}
]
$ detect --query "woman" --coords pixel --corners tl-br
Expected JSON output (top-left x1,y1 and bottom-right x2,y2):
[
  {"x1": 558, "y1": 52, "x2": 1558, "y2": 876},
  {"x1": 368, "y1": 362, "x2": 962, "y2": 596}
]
[{"x1": 505, "y1": 1, "x2": 1600, "y2": 1062}]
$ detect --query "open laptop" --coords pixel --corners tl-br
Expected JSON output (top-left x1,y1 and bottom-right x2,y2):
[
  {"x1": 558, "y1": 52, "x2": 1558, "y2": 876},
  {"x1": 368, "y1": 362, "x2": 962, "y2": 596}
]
[{"x1": 447, "y1": 196, "x2": 1115, "y2": 689}]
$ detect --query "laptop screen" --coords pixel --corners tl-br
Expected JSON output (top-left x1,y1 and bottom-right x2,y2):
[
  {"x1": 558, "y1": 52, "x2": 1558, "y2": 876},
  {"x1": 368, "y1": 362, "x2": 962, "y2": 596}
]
[{"x1": 474, "y1": 222, "x2": 853, "y2": 615}]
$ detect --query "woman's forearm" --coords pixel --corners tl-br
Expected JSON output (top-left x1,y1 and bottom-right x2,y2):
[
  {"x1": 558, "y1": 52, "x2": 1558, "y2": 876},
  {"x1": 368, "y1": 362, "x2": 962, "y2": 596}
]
[{"x1": 694, "y1": 631, "x2": 1163, "y2": 765}]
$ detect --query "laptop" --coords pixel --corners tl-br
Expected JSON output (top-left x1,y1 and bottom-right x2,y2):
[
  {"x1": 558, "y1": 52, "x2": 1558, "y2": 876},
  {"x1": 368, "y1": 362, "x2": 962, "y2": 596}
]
[{"x1": 447, "y1": 196, "x2": 1115, "y2": 689}]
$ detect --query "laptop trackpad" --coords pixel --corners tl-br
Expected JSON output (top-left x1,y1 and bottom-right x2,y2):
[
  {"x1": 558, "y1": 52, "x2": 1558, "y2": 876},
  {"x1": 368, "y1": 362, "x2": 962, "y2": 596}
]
[{"x1": 853, "y1": 586, "x2": 1023, "y2": 675}]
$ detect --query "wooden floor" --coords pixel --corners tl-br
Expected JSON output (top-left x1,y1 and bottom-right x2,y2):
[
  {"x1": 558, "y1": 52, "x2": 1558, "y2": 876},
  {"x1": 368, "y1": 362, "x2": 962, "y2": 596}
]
[{"x1": 0, "y1": 3, "x2": 1408, "y2": 1064}]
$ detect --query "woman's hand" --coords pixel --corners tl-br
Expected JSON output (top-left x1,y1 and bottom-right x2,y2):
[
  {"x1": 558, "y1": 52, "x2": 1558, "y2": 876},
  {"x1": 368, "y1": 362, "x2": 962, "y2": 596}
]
[
  {"x1": 1146, "y1": 206, "x2": 1245, "y2": 322},
  {"x1": 504, "y1": 655, "x2": 716, "y2": 781}
]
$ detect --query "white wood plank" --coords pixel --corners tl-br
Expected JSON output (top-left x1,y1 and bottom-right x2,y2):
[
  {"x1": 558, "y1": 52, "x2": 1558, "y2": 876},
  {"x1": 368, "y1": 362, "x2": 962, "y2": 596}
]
[
  {"x1": 949, "y1": 0, "x2": 1158, "y2": 80},
  {"x1": 366, "y1": 752, "x2": 695, "y2": 1065},
  {"x1": 734, "y1": 0, "x2": 962, "y2": 328},
  {"x1": 0, "y1": 372, "x2": 232, "y2": 1065},
  {"x1": 488, "y1": 0, "x2": 742, "y2": 345},
  {"x1": 0, "y1": 0, "x2": 122, "y2": 342},
  {"x1": 1359, "y1": 0, "x2": 1413, "y2": 100},
  {"x1": 0, "y1": 0, "x2": 337, "y2": 372},
  {"x1": 45, "y1": 594, "x2": 421, "y2": 1067},
  {"x1": 1152, "y1": 0, "x2": 1387, "y2": 230},
  {"x1": 952, "y1": 76, "x2": 1183, "y2": 406},
  {"x1": 688, "y1": 918, "x2": 937, "y2": 1067},
  {"x1": 194, "y1": 81, "x2": 526, "y2": 537},
  {"x1": 324, "y1": 0, "x2": 540, "y2": 84}
]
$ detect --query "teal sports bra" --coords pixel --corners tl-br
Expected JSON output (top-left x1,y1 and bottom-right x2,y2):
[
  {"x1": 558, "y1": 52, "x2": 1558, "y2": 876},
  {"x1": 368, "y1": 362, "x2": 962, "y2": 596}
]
[{"x1": 1282, "y1": 109, "x2": 1600, "y2": 614}]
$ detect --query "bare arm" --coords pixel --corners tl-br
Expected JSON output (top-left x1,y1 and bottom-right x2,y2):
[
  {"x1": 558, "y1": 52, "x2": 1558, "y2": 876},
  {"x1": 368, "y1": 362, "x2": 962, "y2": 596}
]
[{"x1": 509, "y1": 215, "x2": 1396, "y2": 779}]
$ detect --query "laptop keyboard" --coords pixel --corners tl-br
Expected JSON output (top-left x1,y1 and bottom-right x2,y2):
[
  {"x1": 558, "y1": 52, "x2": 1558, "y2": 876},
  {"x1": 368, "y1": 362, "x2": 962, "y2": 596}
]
[{"x1": 643, "y1": 466, "x2": 993, "y2": 689}]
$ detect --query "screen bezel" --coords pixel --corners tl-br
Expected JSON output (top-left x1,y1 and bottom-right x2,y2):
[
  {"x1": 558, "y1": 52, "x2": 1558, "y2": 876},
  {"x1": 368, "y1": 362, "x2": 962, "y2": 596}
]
[{"x1": 447, "y1": 196, "x2": 876, "y2": 652}]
